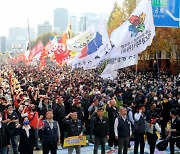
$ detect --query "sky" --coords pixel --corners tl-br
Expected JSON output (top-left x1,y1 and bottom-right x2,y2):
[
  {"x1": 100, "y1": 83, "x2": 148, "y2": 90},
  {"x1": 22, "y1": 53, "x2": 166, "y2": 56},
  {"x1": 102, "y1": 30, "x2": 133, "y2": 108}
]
[{"x1": 0, "y1": 0, "x2": 122, "y2": 37}]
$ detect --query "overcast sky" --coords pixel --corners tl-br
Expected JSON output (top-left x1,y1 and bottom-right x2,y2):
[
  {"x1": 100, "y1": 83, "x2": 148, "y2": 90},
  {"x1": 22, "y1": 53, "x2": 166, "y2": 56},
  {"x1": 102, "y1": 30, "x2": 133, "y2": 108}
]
[{"x1": 0, "y1": 0, "x2": 123, "y2": 36}]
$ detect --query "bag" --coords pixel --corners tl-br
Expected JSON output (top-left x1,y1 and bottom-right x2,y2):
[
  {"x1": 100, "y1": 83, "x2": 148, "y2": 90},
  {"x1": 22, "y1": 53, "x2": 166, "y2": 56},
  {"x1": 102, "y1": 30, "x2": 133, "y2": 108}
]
[{"x1": 156, "y1": 140, "x2": 168, "y2": 151}]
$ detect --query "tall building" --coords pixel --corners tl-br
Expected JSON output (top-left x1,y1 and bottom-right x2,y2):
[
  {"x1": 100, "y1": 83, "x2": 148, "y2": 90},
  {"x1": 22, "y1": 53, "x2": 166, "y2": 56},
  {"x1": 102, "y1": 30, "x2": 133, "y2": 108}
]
[
  {"x1": 0, "y1": 36, "x2": 6, "y2": 52},
  {"x1": 70, "y1": 16, "x2": 78, "y2": 34},
  {"x1": 54, "y1": 8, "x2": 68, "y2": 34},
  {"x1": 8, "y1": 27, "x2": 36, "y2": 52},
  {"x1": 79, "y1": 13, "x2": 100, "y2": 32},
  {"x1": 38, "y1": 21, "x2": 52, "y2": 36}
]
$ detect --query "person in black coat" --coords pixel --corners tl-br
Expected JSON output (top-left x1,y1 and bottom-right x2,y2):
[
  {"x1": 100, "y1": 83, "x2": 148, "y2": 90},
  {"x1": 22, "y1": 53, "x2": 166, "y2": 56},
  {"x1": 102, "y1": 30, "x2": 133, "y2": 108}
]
[
  {"x1": 169, "y1": 108, "x2": 180, "y2": 154},
  {"x1": 106, "y1": 98, "x2": 119, "y2": 149},
  {"x1": 90, "y1": 107, "x2": 109, "y2": 154},
  {"x1": 0, "y1": 112, "x2": 10, "y2": 154},
  {"x1": 53, "y1": 96, "x2": 66, "y2": 146},
  {"x1": 63, "y1": 112, "x2": 84, "y2": 154},
  {"x1": 17, "y1": 116, "x2": 36, "y2": 154}
]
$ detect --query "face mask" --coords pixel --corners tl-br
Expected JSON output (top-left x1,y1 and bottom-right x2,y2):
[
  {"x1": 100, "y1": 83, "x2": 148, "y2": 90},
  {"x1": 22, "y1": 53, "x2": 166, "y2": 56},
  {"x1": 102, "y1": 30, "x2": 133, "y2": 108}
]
[
  {"x1": 23, "y1": 120, "x2": 29, "y2": 125},
  {"x1": 0, "y1": 117, "x2": 2, "y2": 122}
]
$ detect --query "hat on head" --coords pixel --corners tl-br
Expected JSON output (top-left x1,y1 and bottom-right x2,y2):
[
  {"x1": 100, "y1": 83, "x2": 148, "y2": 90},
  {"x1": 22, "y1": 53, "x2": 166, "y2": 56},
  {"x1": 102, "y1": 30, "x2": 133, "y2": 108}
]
[
  {"x1": 97, "y1": 107, "x2": 104, "y2": 111},
  {"x1": 137, "y1": 104, "x2": 145, "y2": 109},
  {"x1": 6, "y1": 104, "x2": 12, "y2": 109}
]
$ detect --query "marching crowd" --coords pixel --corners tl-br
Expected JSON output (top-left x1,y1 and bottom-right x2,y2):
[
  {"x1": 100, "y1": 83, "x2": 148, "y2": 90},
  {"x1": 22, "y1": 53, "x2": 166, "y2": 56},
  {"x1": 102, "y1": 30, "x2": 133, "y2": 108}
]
[{"x1": 0, "y1": 64, "x2": 180, "y2": 154}]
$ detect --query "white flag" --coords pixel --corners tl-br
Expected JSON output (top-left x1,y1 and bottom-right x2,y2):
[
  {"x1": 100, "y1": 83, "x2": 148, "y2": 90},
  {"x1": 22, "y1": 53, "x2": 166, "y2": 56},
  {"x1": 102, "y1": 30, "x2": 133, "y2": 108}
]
[
  {"x1": 109, "y1": 0, "x2": 155, "y2": 59},
  {"x1": 101, "y1": 54, "x2": 138, "y2": 80},
  {"x1": 67, "y1": 24, "x2": 95, "y2": 52},
  {"x1": 100, "y1": 70, "x2": 118, "y2": 80},
  {"x1": 71, "y1": 19, "x2": 112, "y2": 70}
]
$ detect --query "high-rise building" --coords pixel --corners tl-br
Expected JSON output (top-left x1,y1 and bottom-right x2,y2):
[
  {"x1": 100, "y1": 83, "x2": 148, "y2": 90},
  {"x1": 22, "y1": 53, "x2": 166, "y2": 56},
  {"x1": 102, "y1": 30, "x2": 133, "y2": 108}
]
[
  {"x1": 38, "y1": 21, "x2": 52, "y2": 36},
  {"x1": 70, "y1": 16, "x2": 78, "y2": 34},
  {"x1": 8, "y1": 27, "x2": 36, "y2": 52},
  {"x1": 54, "y1": 8, "x2": 68, "y2": 34},
  {"x1": 79, "y1": 13, "x2": 100, "y2": 32},
  {"x1": 0, "y1": 36, "x2": 6, "y2": 52}
]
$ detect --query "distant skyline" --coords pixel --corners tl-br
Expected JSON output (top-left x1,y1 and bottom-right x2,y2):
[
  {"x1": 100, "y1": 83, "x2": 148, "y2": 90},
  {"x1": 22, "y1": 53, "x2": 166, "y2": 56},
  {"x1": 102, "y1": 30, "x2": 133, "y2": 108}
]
[{"x1": 0, "y1": 0, "x2": 123, "y2": 37}]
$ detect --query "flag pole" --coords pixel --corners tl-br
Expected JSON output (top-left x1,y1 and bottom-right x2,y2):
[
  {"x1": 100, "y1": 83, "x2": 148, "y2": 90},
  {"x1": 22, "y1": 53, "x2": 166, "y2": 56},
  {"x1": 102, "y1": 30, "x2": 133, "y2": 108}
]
[
  {"x1": 135, "y1": 64, "x2": 138, "y2": 78},
  {"x1": 155, "y1": 36, "x2": 160, "y2": 81},
  {"x1": 27, "y1": 19, "x2": 31, "y2": 51}
]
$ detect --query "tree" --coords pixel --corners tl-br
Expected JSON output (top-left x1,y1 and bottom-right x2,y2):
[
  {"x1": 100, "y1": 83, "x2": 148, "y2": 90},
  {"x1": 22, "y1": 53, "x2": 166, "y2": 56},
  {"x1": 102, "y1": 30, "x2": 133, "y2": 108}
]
[
  {"x1": 30, "y1": 32, "x2": 58, "y2": 48},
  {"x1": 107, "y1": 0, "x2": 136, "y2": 35}
]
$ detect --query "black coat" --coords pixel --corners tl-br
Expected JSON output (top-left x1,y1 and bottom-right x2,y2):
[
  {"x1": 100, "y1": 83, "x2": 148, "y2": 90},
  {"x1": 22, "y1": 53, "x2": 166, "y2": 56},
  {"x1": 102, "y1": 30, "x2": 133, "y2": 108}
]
[
  {"x1": 53, "y1": 104, "x2": 66, "y2": 125},
  {"x1": 0, "y1": 123, "x2": 10, "y2": 148},
  {"x1": 63, "y1": 119, "x2": 83, "y2": 137},
  {"x1": 171, "y1": 117, "x2": 180, "y2": 137},
  {"x1": 106, "y1": 105, "x2": 119, "y2": 126},
  {"x1": 90, "y1": 116, "x2": 109, "y2": 138},
  {"x1": 18, "y1": 126, "x2": 36, "y2": 154}
]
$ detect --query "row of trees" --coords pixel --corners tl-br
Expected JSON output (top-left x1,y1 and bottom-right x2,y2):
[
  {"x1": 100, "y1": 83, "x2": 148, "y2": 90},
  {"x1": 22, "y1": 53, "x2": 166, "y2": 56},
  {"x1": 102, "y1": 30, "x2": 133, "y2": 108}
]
[{"x1": 107, "y1": 0, "x2": 180, "y2": 74}]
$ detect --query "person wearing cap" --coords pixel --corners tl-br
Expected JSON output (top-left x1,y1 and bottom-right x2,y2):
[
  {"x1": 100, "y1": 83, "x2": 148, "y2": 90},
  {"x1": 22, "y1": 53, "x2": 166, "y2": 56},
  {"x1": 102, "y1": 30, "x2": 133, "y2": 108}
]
[
  {"x1": 71, "y1": 96, "x2": 84, "y2": 124},
  {"x1": 38, "y1": 96, "x2": 52, "y2": 118},
  {"x1": 146, "y1": 113, "x2": 161, "y2": 154},
  {"x1": 169, "y1": 108, "x2": 180, "y2": 154},
  {"x1": 0, "y1": 111, "x2": 10, "y2": 154},
  {"x1": 133, "y1": 104, "x2": 146, "y2": 154},
  {"x1": 3, "y1": 104, "x2": 19, "y2": 154},
  {"x1": 114, "y1": 107, "x2": 131, "y2": 154},
  {"x1": 90, "y1": 107, "x2": 109, "y2": 154},
  {"x1": 63, "y1": 112, "x2": 84, "y2": 154},
  {"x1": 88, "y1": 97, "x2": 99, "y2": 118}
]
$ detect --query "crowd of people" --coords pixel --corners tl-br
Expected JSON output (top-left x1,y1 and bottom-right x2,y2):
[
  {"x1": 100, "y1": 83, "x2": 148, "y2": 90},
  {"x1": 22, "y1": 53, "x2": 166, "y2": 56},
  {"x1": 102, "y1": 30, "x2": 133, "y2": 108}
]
[{"x1": 0, "y1": 64, "x2": 179, "y2": 154}]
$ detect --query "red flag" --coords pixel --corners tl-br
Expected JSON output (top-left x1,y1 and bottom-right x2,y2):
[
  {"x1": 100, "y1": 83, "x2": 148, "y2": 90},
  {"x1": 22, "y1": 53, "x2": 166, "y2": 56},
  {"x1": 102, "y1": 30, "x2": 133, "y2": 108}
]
[
  {"x1": 28, "y1": 42, "x2": 44, "y2": 62},
  {"x1": 54, "y1": 25, "x2": 72, "y2": 65},
  {"x1": 39, "y1": 48, "x2": 47, "y2": 71}
]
